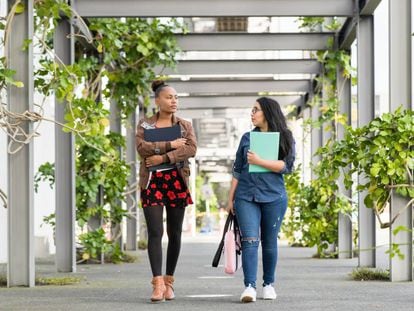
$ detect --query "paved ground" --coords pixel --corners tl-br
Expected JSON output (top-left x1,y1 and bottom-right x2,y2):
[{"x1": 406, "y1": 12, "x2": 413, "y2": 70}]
[{"x1": 1, "y1": 235, "x2": 413, "y2": 311}]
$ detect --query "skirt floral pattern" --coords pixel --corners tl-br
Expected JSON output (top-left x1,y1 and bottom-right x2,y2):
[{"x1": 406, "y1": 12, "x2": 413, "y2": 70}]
[{"x1": 140, "y1": 168, "x2": 193, "y2": 208}]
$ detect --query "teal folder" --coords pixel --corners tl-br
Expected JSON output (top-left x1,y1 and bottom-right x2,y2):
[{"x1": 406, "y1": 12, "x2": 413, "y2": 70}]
[{"x1": 248, "y1": 131, "x2": 280, "y2": 173}]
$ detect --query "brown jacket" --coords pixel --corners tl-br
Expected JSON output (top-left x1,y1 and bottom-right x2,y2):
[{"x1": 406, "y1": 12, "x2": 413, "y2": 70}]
[{"x1": 136, "y1": 113, "x2": 197, "y2": 189}]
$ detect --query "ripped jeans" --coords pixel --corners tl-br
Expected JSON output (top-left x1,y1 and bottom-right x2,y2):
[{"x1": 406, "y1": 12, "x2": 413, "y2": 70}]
[{"x1": 234, "y1": 195, "x2": 287, "y2": 288}]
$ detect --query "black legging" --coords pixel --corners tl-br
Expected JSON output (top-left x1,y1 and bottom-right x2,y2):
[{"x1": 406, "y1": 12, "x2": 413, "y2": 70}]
[{"x1": 143, "y1": 205, "x2": 186, "y2": 277}]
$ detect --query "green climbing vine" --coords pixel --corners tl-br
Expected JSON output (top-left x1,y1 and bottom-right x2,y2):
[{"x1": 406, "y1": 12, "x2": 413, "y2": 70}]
[
  {"x1": 283, "y1": 18, "x2": 413, "y2": 259},
  {"x1": 281, "y1": 18, "x2": 355, "y2": 256},
  {"x1": 2, "y1": 0, "x2": 184, "y2": 262}
]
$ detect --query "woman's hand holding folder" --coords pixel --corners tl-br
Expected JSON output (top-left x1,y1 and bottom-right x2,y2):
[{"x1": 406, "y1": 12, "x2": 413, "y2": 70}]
[
  {"x1": 171, "y1": 138, "x2": 187, "y2": 149},
  {"x1": 247, "y1": 150, "x2": 261, "y2": 165},
  {"x1": 145, "y1": 155, "x2": 164, "y2": 168}
]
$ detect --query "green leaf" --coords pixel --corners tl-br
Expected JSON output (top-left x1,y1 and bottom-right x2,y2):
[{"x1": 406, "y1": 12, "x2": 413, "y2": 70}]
[
  {"x1": 22, "y1": 39, "x2": 32, "y2": 51},
  {"x1": 13, "y1": 81, "x2": 24, "y2": 88},
  {"x1": 392, "y1": 225, "x2": 412, "y2": 236},
  {"x1": 370, "y1": 166, "x2": 380, "y2": 176},
  {"x1": 387, "y1": 168, "x2": 395, "y2": 176},
  {"x1": 15, "y1": 3, "x2": 25, "y2": 14}
]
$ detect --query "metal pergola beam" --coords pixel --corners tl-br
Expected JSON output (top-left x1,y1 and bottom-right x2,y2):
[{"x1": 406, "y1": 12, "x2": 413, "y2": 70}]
[
  {"x1": 337, "y1": 58, "x2": 353, "y2": 259},
  {"x1": 338, "y1": 1, "x2": 382, "y2": 49},
  {"x1": 177, "y1": 33, "x2": 335, "y2": 51},
  {"x1": 54, "y1": 19, "x2": 76, "y2": 273},
  {"x1": 125, "y1": 111, "x2": 137, "y2": 251},
  {"x1": 357, "y1": 15, "x2": 376, "y2": 267},
  {"x1": 310, "y1": 102, "x2": 322, "y2": 179},
  {"x1": 360, "y1": 0, "x2": 382, "y2": 15},
  {"x1": 338, "y1": 17, "x2": 357, "y2": 49},
  {"x1": 109, "y1": 100, "x2": 123, "y2": 249},
  {"x1": 159, "y1": 59, "x2": 321, "y2": 76},
  {"x1": 172, "y1": 79, "x2": 310, "y2": 94},
  {"x1": 176, "y1": 108, "x2": 247, "y2": 119},
  {"x1": 72, "y1": 0, "x2": 355, "y2": 17},
  {"x1": 7, "y1": 0, "x2": 35, "y2": 287},
  {"x1": 177, "y1": 95, "x2": 304, "y2": 109},
  {"x1": 389, "y1": 0, "x2": 412, "y2": 282}
]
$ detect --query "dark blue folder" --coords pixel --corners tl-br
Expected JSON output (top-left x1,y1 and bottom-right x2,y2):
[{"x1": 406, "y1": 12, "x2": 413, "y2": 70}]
[
  {"x1": 144, "y1": 124, "x2": 181, "y2": 142},
  {"x1": 144, "y1": 124, "x2": 182, "y2": 171}
]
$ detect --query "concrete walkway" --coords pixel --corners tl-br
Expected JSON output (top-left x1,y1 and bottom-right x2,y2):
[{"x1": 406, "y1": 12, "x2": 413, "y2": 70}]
[{"x1": 1, "y1": 235, "x2": 413, "y2": 310}]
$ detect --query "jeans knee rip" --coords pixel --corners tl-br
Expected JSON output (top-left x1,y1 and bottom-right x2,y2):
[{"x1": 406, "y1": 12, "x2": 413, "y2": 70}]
[{"x1": 241, "y1": 237, "x2": 260, "y2": 245}]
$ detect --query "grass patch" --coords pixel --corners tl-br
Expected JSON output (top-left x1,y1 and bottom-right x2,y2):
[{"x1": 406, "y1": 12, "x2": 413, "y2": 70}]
[
  {"x1": 351, "y1": 267, "x2": 390, "y2": 281},
  {"x1": 36, "y1": 276, "x2": 84, "y2": 286},
  {"x1": 312, "y1": 252, "x2": 338, "y2": 259},
  {"x1": 0, "y1": 274, "x2": 84, "y2": 287},
  {"x1": 105, "y1": 252, "x2": 138, "y2": 264},
  {"x1": 121, "y1": 253, "x2": 138, "y2": 263}
]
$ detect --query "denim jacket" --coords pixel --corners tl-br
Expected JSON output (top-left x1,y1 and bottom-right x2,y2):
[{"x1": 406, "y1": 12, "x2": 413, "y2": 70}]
[{"x1": 232, "y1": 129, "x2": 295, "y2": 203}]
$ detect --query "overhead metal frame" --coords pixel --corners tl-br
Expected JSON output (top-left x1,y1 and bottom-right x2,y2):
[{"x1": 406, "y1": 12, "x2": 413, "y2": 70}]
[
  {"x1": 339, "y1": 0, "x2": 383, "y2": 49},
  {"x1": 72, "y1": 0, "x2": 355, "y2": 17},
  {"x1": 177, "y1": 33, "x2": 335, "y2": 51},
  {"x1": 338, "y1": 17, "x2": 357, "y2": 49},
  {"x1": 359, "y1": 0, "x2": 383, "y2": 15},
  {"x1": 8, "y1": 0, "x2": 405, "y2": 287},
  {"x1": 177, "y1": 95, "x2": 304, "y2": 109},
  {"x1": 159, "y1": 59, "x2": 321, "y2": 76},
  {"x1": 171, "y1": 79, "x2": 310, "y2": 94}
]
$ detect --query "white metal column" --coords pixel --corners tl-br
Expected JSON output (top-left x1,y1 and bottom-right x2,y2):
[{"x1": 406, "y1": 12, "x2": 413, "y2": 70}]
[
  {"x1": 389, "y1": 0, "x2": 413, "y2": 281},
  {"x1": 125, "y1": 111, "x2": 137, "y2": 250},
  {"x1": 110, "y1": 100, "x2": 123, "y2": 248},
  {"x1": 337, "y1": 59, "x2": 353, "y2": 259},
  {"x1": 189, "y1": 158, "x2": 197, "y2": 237},
  {"x1": 310, "y1": 99, "x2": 322, "y2": 180},
  {"x1": 357, "y1": 15, "x2": 376, "y2": 267},
  {"x1": 321, "y1": 88, "x2": 332, "y2": 146},
  {"x1": 7, "y1": 0, "x2": 35, "y2": 287},
  {"x1": 301, "y1": 108, "x2": 312, "y2": 185},
  {"x1": 54, "y1": 18, "x2": 76, "y2": 273}
]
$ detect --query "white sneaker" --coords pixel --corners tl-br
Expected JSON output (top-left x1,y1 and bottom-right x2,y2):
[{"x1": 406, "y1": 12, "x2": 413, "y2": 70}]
[
  {"x1": 240, "y1": 285, "x2": 256, "y2": 303},
  {"x1": 263, "y1": 284, "x2": 277, "y2": 300}
]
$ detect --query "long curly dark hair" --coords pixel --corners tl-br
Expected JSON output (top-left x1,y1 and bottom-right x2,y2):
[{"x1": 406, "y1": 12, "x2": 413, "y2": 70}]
[{"x1": 256, "y1": 97, "x2": 293, "y2": 160}]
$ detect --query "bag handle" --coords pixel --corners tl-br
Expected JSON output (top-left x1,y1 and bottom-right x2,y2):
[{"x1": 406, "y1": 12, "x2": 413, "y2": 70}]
[{"x1": 212, "y1": 213, "x2": 234, "y2": 267}]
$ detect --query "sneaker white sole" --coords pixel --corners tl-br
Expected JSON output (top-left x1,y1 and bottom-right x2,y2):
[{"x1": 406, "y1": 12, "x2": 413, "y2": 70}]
[{"x1": 263, "y1": 296, "x2": 276, "y2": 300}]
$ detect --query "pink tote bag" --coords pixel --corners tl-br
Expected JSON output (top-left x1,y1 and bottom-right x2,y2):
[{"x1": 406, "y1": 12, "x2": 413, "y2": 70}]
[{"x1": 224, "y1": 219, "x2": 242, "y2": 274}]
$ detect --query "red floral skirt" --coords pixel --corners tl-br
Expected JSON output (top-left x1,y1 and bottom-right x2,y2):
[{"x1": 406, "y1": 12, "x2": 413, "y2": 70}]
[{"x1": 140, "y1": 168, "x2": 193, "y2": 208}]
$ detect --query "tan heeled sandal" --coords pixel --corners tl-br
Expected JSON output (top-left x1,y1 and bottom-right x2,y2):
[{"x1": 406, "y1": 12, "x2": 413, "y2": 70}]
[
  {"x1": 163, "y1": 275, "x2": 175, "y2": 300},
  {"x1": 151, "y1": 276, "x2": 166, "y2": 302}
]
